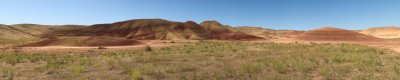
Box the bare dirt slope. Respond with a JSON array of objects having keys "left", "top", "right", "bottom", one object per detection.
[
  {"left": 0, "top": 24, "right": 36, "bottom": 40},
  {"left": 234, "top": 26, "right": 274, "bottom": 38},
  {"left": 295, "top": 27, "right": 384, "bottom": 42},
  {"left": 234, "top": 26, "right": 304, "bottom": 39},
  {"left": 360, "top": 26, "right": 400, "bottom": 39},
  {"left": 0, "top": 24, "right": 85, "bottom": 40},
  {"left": 200, "top": 21, "right": 264, "bottom": 40},
  {"left": 20, "top": 36, "right": 142, "bottom": 47}
]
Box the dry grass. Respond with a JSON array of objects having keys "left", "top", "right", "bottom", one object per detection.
[
  {"left": 0, "top": 42, "right": 399, "bottom": 80},
  {"left": 0, "top": 38, "right": 40, "bottom": 45}
]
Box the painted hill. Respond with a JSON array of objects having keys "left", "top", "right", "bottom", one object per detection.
[
  {"left": 0, "top": 24, "right": 84, "bottom": 40},
  {"left": 295, "top": 27, "right": 384, "bottom": 42},
  {"left": 89, "top": 19, "right": 210, "bottom": 40},
  {"left": 0, "top": 24, "right": 37, "bottom": 40},
  {"left": 234, "top": 26, "right": 304, "bottom": 39},
  {"left": 43, "top": 19, "right": 264, "bottom": 40},
  {"left": 2, "top": 19, "right": 269, "bottom": 47},
  {"left": 233, "top": 26, "right": 273, "bottom": 38},
  {"left": 360, "top": 26, "right": 400, "bottom": 39},
  {"left": 199, "top": 21, "right": 264, "bottom": 40},
  {"left": 0, "top": 24, "right": 84, "bottom": 45}
]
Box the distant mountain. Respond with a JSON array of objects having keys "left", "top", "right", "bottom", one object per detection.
[{"left": 360, "top": 26, "right": 400, "bottom": 39}]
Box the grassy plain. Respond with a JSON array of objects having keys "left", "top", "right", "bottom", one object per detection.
[{"left": 0, "top": 41, "right": 399, "bottom": 80}]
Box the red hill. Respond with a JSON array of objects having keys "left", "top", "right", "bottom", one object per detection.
[
  {"left": 89, "top": 19, "right": 210, "bottom": 40},
  {"left": 295, "top": 27, "right": 384, "bottom": 42}
]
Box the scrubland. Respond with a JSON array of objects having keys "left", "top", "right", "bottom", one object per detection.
[{"left": 1, "top": 41, "right": 399, "bottom": 80}]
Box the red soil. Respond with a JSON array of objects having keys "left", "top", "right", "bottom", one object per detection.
[
  {"left": 82, "top": 36, "right": 142, "bottom": 46},
  {"left": 218, "top": 32, "right": 265, "bottom": 40},
  {"left": 295, "top": 27, "right": 384, "bottom": 42}
]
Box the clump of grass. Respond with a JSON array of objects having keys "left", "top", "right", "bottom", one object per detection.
[
  {"left": 69, "top": 65, "right": 85, "bottom": 75},
  {"left": 0, "top": 48, "right": 7, "bottom": 52},
  {"left": 130, "top": 69, "right": 144, "bottom": 80},
  {"left": 97, "top": 46, "right": 107, "bottom": 49},
  {"left": 12, "top": 47, "right": 22, "bottom": 53},
  {"left": 144, "top": 45, "right": 152, "bottom": 51}
]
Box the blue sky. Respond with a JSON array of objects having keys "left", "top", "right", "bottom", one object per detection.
[{"left": 1, "top": 0, "right": 400, "bottom": 30}]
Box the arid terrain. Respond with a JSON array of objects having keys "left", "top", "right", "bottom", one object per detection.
[{"left": 1, "top": 19, "right": 400, "bottom": 80}]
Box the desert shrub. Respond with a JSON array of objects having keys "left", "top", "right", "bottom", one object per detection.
[
  {"left": 87, "top": 50, "right": 96, "bottom": 53},
  {"left": 97, "top": 46, "right": 107, "bottom": 49},
  {"left": 144, "top": 45, "right": 152, "bottom": 51},
  {"left": 69, "top": 65, "right": 85, "bottom": 75},
  {"left": 170, "top": 41, "right": 176, "bottom": 43},
  {"left": 130, "top": 69, "right": 144, "bottom": 80},
  {"left": 0, "top": 48, "right": 7, "bottom": 52},
  {"left": 12, "top": 47, "right": 22, "bottom": 53},
  {"left": 309, "top": 42, "right": 317, "bottom": 45},
  {"left": 198, "top": 40, "right": 208, "bottom": 43}
]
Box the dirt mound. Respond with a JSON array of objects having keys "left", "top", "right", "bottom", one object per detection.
[
  {"left": 295, "top": 27, "right": 384, "bottom": 42},
  {"left": 200, "top": 21, "right": 264, "bottom": 40},
  {"left": 20, "top": 36, "right": 142, "bottom": 47},
  {"left": 360, "top": 26, "right": 400, "bottom": 39}
]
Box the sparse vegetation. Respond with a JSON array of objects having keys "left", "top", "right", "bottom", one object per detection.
[
  {"left": 144, "top": 45, "right": 152, "bottom": 51},
  {"left": 0, "top": 38, "right": 40, "bottom": 45},
  {"left": 0, "top": 42, "right": 399, "bottom": 80},
  {"left": 97, "top": 46, "right": 107, "bottom": 49}
]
